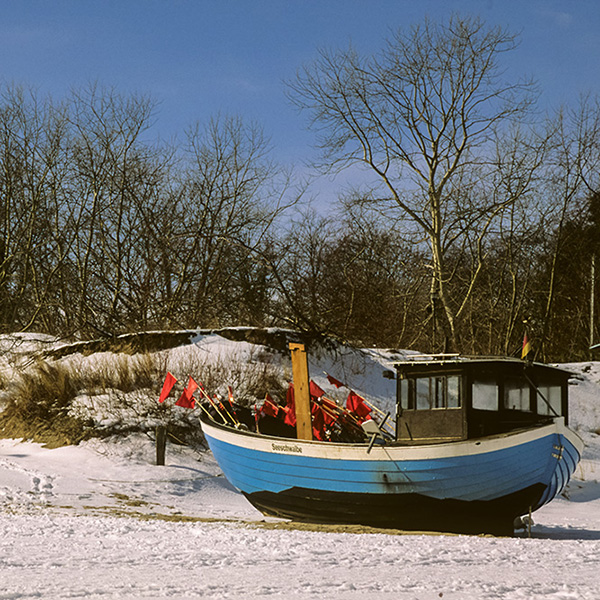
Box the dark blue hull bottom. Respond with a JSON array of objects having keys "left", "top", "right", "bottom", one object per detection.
[{"left": 245, "top": 483, "right": 548, "bottom": 535}]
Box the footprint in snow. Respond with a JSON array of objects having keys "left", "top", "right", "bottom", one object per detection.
[{"left": 31, "top": 475, "right": 54, "bottom": 498}]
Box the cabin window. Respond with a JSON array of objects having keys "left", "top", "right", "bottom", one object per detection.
[
  {"left": 401, "top": 375, "right": 462, "bottom": 410},
  {"left": 447, "top": 376, "right": 460, "bottom": 408},
  {"left": 416, "top": 378, "right": 431, "bottom": 409},
  {"left": 399, "top": 378, "right": 412, "bottom": 409},
  {"left": 504, "top": 380, "right": 531, "bottom": 412},
  {"left": 536, "top": 384, "right": 562, "bottom": 416},
  {"left": 472, "top": 379, "right": 498, "bottom": 411}
]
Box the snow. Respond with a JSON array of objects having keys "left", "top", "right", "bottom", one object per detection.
[{"left": 1, "top": 333, "right": 600, "bottom": 599}]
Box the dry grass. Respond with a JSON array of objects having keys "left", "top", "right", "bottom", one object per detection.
[
  {"left": 164, "top": 345, "right": 287, "bottom": 407},
  {"left": 76, "top": 351, "right": 164, "bottom": 395},
  {"left": 0, "top": 351, "right": 168, "bottom": 447},
  {"left": 0, "top": 360, "right": 91, "bottom": 448},
  {"left": 0, "top": 337, "right": 288, "bottom": 448}
]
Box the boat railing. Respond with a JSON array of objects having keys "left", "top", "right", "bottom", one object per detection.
[{"left": 392, "top": 354, "right": 541, "bottom": 365}]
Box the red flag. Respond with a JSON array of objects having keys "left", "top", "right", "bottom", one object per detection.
[
  {"left": 346, "top": 390, "right": 372, "bottom": 422},
  {"left": 320, "top": 397, "right": 339, "bottom": 425},
  {"left": 321, "top": 406, "right": 337, "bottom": 427},
  {"left": 311, "top": 402, "right": 326, "bottom": 441},
  {"left": 260, "top": 394, "right": 280, "bottom": 418},
  {"left": 175, "top": 376, "right": 198, "bottom": 409},
  {"left": 326, "top": 373, "right": 345, "bottom": 388},
  {"left": 309, "top": 380, "right": 325, "bottom": 399},
  {"left": 321, "top": 397, "right": 338, "bottom": 411},
  {"left": 213, "top": 394, "right": 225, "bottom": 410},
  {"left": 225, "top": 385, "right": 239, "bottom": 420},
  {"left": 187, "top": 376, "right": 199, "bottom": 395},
  {"left": 158, "top": 372, "right": 177, "bottom": 403},
  {"left": 284, "top": 383, "right": 296, "bottom": 427},
  {"left": 175, "top": 390, "right": 195, "bottom": 409}
]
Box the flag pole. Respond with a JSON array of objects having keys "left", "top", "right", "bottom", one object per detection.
[
  {"left": 362, "top": 398, "right": 395, "bottom": 435},
  {"left": 324, "top": 372, "right": 394, "bottom": 434},
  {"left": 196, "top": 386, "right": 229, "bottom": 424}
]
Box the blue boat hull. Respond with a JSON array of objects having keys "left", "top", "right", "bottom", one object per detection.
[{"left": 200, "top": 417, "right": 583, "bottom": 534}]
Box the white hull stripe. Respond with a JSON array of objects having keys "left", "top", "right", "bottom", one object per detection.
[{"left": 201, "top": 418, "right": 583, "bottom": 463}]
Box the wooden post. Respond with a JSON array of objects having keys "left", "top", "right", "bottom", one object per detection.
[
  {"left": 156, "top": 425, "right": 167, "bottom": 466},
  {"left": 591, "top": 254, "right": 596, "bottom": 360},
  {"left": 289, "top": 342, "right": 312, "bottom": 441}
]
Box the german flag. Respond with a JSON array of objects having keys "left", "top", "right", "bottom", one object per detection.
[{"left": 521, "top": 333, "right": 531, "bottom": 360}]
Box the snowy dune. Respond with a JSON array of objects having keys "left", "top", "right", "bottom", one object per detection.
[{"left": 1, "top": 333, "right": 599, "bottom": 599}]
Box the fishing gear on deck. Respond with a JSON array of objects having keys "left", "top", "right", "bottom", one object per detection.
[
  {"left": 157, "top": 371, "right": 390, "bottom": 442},
  {"left": 253, "top": 382, "right": 373, "bottom": 443}
]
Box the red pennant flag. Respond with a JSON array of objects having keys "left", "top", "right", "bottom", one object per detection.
[
  {"left": 159, "top": 372, "right": 177, "bottom": 403},
  {"left": 323, "top": 404, "right": 339, "bottom": 427},
  {"left": 175, "top": 376, "right": 198, "bottom": 409},
  {"left": 175, "top": 390, "right": 195, "bottom": 409},
  {"left": 260, "top": 394, "right": 280, "bottom": 418},
  {"left": 323, "top": 410, "right": 336, "bottom": 427},
  {"left": 321, "top": 397, "right": 338, "bottom": 411},
  {"left": 225, "top": 385, "right": 239, "bottom": 420},
  {"left": 284, "top": 383, "right": 296, "bottom": 427},
  {"left": 326, "top": 373, "right": 345, "bottom": 388},
  {"left": 309, "top": 380, "right": 325, "bottom": 399},
  {"left": 214, "top": 394, "right": 227, "bottom": 412},
  {"left": 320, "top": 397, "right": 339, "bottom": 425},
  {"left": 187, "top": 376, "right": 199, "bottom": 395},
  {"left": 346, "top": 390, "right": 372, "bottom": 422},
  {"left": 311, "top": 402, "right": 326, "bottom": 441}
]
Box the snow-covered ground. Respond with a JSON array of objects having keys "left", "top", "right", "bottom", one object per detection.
[{"left": 1, "top": 333, "right": 600, "bottom": 599}]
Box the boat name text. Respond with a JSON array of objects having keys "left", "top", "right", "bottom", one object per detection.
[{"left": 271, "top": 443, "right": 303, "bottom": 454}]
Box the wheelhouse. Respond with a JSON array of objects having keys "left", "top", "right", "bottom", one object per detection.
[{"left": 394, "top": 357, "right": 571, "bottom": 444}]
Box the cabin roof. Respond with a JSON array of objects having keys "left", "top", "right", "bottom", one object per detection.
[{"left": 392, "top": 355, "right": 572, "bottom": 378}]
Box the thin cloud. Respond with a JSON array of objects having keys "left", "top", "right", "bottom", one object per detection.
[{"left": 539, "top": 9, "right": 574, "bottom": 28}]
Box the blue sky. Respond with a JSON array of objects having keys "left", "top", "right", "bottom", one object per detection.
[{"left": 1, "top": 0, "right": 599, "bottom": 191}]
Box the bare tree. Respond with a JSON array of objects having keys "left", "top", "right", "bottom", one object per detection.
[
  {"left": 447, "top": 125, "right": 547, "bottom": 354},
  {"left": 287, "top": 15, "right": 537, "bottom": 351},
  {"left": 0, "top": 84, "right": 296, "bottom": 338},
  {"left": 158, "top": 115, "right": 294, "bottom": 328},
  {"left": 66, "top": 84, "right": 160, "bottom": 335},
  {"left": 532, "top": 96, "right": 600, "bottom": 359},
  {"left": 0, "top": 86, "right": 72, "bottom": 333},
  {"left": 270, "top": 208, "right": 334, "bottom": 332}
]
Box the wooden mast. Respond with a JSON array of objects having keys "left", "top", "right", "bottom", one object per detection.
[{"left": 289, "top": 342, "right": 312, "bottom": 440}]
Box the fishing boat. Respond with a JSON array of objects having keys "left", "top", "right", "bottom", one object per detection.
[{"left": 199, "top": 344, "right": 583, "bottom": 535}]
